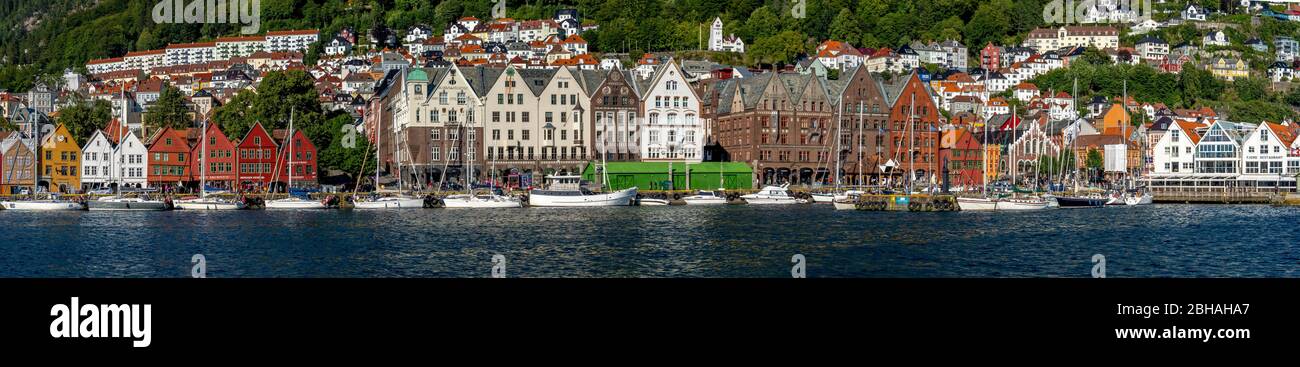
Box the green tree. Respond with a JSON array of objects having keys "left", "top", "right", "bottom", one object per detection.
[
  {"left": 316, "top": 113, "right": 374, "bottom": 177},
  {"left": 1081, "top": 47, "right": 1112, "bottom": 66},
  {"left": 1085, "top": 148, "right": 1104, "bottom": 183},
  {"left": 145, "top": 85, "right": 192, "bottom": 131},
  {"left": 0, "top": 113, "right": 14, "bottom": 132},
  {"left": 963, "top": 0, "right": 1011, "bottom": 50},
  {"left": 828, "top": 9, "right": 859, "bottom": 42},
  {"left": 750, "top": 30, "right": 807, "bottom": 65},
  {"left": 54, "top": 96, "right": 113, "bottom": 143}
]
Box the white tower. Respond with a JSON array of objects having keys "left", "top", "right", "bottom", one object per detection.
[{"left": 709, "top": 17, "right": 724, "bottom": 51}]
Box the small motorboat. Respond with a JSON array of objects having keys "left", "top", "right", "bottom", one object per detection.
[
  {"left": 682, "top": 190, "right": 728, "bottom": 205},
  {"left": 528, "top": 175, "right": 637, "bottom": 207},
  {"left": 741, "top": 185, "right": 806, "bottom": 204},
  {"left": 638, "top": 197, "right": 670, "bottom": 206}
]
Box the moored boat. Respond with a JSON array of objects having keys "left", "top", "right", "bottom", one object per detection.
[
  {"left": 0, "top": 198, "right": 84, "bottom": 211},
  {"left": 87, "top": 196, "right": 171, "bottom": 211},
  {"left": 682, "top": 190, "right": 728, "bottom": 205},
  {"left": 528, "top": 175, "right": 637, "bottom": 207},
  {"left": 353, "top": 195, "right": 427, "bottom": 209},
  {"left": 1124, "top": 192, "right": 1153, "bottom": 206},
  {"left": 265, "top": 196, "right": 331, "bottom": 209},
  {"left": 174, "top": 197, "right": 246, "bottom": 210},
  {"left": 638, "top": 197, "right": 670, "bottom": 206},
  {"left": 956, "top": 197, "right": 998, "bottom": 211},
  {"left": 1053, "top": 196, "right": 1106, "bottom": 208},
  {"left": 442, "top": 194, "right": 522, "bottom": 208},
  {"left": 740, "top": 184, "right": 805, "bottom": 204}
]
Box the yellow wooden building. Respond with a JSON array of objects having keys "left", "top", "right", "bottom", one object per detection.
[{"left": 40, "top": 124, "right": 81, "bottom": 193}]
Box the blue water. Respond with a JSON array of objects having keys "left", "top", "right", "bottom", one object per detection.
[{"left": 0, "top": 205, "right": 1296, "bottom": 277}]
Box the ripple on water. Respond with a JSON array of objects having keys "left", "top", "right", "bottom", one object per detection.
[{"left": 0, "top": 204, "right": 1296, "bottom": 277}]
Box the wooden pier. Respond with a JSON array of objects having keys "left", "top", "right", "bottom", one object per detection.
[{"left": 1152, "top": 191, "right": 1277, "bottom": 204}]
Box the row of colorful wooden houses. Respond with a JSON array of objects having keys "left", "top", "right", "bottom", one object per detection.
[{"left": 0, "top": 119, "right": 318, "bottom": 195}]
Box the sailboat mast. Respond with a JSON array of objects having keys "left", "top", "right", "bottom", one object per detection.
[
  {"left": 833, "top": 101, "right": 842, "bottom": 189},
  {"left": 908, "top": 93, "right": 916, "bottom": 192},
  {"left": 287, "top": 107, "right": 294, "bottom": 191},
  {"left": 856, "top": 101, "right": 863, "bottom": 187},
  {"left": 200, "top": 118, "right": 207, "bottom": 199}
]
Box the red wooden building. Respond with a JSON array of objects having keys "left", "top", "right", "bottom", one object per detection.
[
  {"left": 939, "top": 128, "right": 985, "bottom": 190},
  {"left": 189, "top": 123, "right": 238, "bottom": 189},
  {"left": 273, "top": 129, "right": 319, "bottom": 187},
  {"left": 146, "top": 126, "right": 193, "bottom": 190},
  {"left": 236, "top": 122, "right": 279, "bottom": 191},
  {"left": 887, "top": 71, "right": 942, "bottom": 185}
]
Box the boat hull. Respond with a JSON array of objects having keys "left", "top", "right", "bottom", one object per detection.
[
  {"left": 1124, "top": 194, "right": 1153, "bottom": 206},
  {"left": 682, "top": 197, "right": 727, "bottom": 205},
  {"left": 957, "top": 197, "right": 998, "bottom": 211},
  {"left": 86, "top": 200, "right": 170, "bottom": 211},
  {"left": 442, "top": 195, "right": 522, "bottom": 208},
  {"left": 265, "top": 199, "right": 330, "bottom": 209},
  {"left": 1054, "top": 196, "right": 1106, "bottom": 208},
  {"left": 175, "top": 200, "right": 246, "bottom": 210},
  {"left": 741, "top": 197, "right": 804, "bottom": 204},
  {"left": 832, "top": 200, "right": 858, "bottom": 210},
  {"left": 997, "top": 199, "right": 1048, "bottom": 210},
  {"left": 811, "top": 194, "right": 837, "bottom": 203},
  {"left": 639, "top": 198, "right": 670, "bottom": 206},
  {"left": 528, "top": 188, "right": 637, "bottom": 207},
  {"left": 0, "top": 201, "right": 84, "bottom": 211},
  {"left": 353, "top": 198, "right": 426, "bottom": 209}
]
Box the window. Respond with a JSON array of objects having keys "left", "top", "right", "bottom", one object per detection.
[
  {"left": 431, "top": 146, "right": 440, "bottom": 161},
  {"left": 432, "top": 130, "right": 441, "bottom": 141},
  {"left": 522, "top": 130, "right": 529, "bottom": 140},
  {"left": 431, "top": 110, "right": 439, "bottom": 122},
  {"left": 439, "top": 92, "right": 448, "bottom": 104},
  {"left": 492, "top": 130, "right": 500, "bottom": 140}
]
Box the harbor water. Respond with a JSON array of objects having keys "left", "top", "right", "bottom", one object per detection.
[{"left": 0, "top": 204, "right": 1296, "bottom": 277}]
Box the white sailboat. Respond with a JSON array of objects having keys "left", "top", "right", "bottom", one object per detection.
[
  {"left": 0, "top": 102, "right": 82, "bottom": 211},
  {"left": 832, "top": 101, "right": 868, "bottom": 210},
  {"left": 87, "top": 89, "right": 169, "bottom": 211},
  {"left": 176, "top": 119, "right": 245, "bottom": 210},
  {"left": 266, "top": 108, "right": 330, "bottom": 210},
  {"left": 354, "top": 115, "right": 425, "bottom": 209},
  {"left": 440, "top": 122, "right": 520, "bottom": 209}
]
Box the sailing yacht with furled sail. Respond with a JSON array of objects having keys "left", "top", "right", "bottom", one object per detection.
[
  {"left": 354, "top": 116, "right": 425, "bottom": 209},
  {"left": 176, "top": 119, "right": 245, "bottom": 210},
  {"left": 266, "top": 108, "right": 330, "bottom": 209},
  {"left": 86, "top": 89, "right": 170, "bottom": 211},
  {"left": 440, "top": 120, "right": 520, "bottom": 209},
  {"left": 0, "top": 104, "right": 82, "bottom": 210}
]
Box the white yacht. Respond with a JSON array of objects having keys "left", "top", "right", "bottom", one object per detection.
[
  {"left": 87, "top": 196, "right": 171, "bottom": 211},
  {"left": 956, "top": 197, "right": 998, "bottom": 211},
  {"left": 174, "top": 197, "right": 246, "bottom": 210},
  {"left": 528, "top": 176, "right": 637, "bottom": 207},
  {"left": 354, "top": 195, "right": 426, "bottom": 209},
  {"left": 997, "top": 197, "right": 1049, "bottom": 210},
  {"left": 1124, "top": 192, "right": 1153, "bottom": 206},
  {"left": 638, "top": 197, "right": 670, "bottom": 206},
  {"left": 682, "top": 190, "right": 728, "bottom": 205},
  {"left": 265, "top": 196, "right": 331, "bottom": 209},
  {"left": 1, "top": 198, "right": 84, "bottom": 211},
  {"left": 442, "top": 193, "right": 522, "bottom": 208},
  {"left": 740, "top": 185, "right": 805, "bottom": 204}
]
